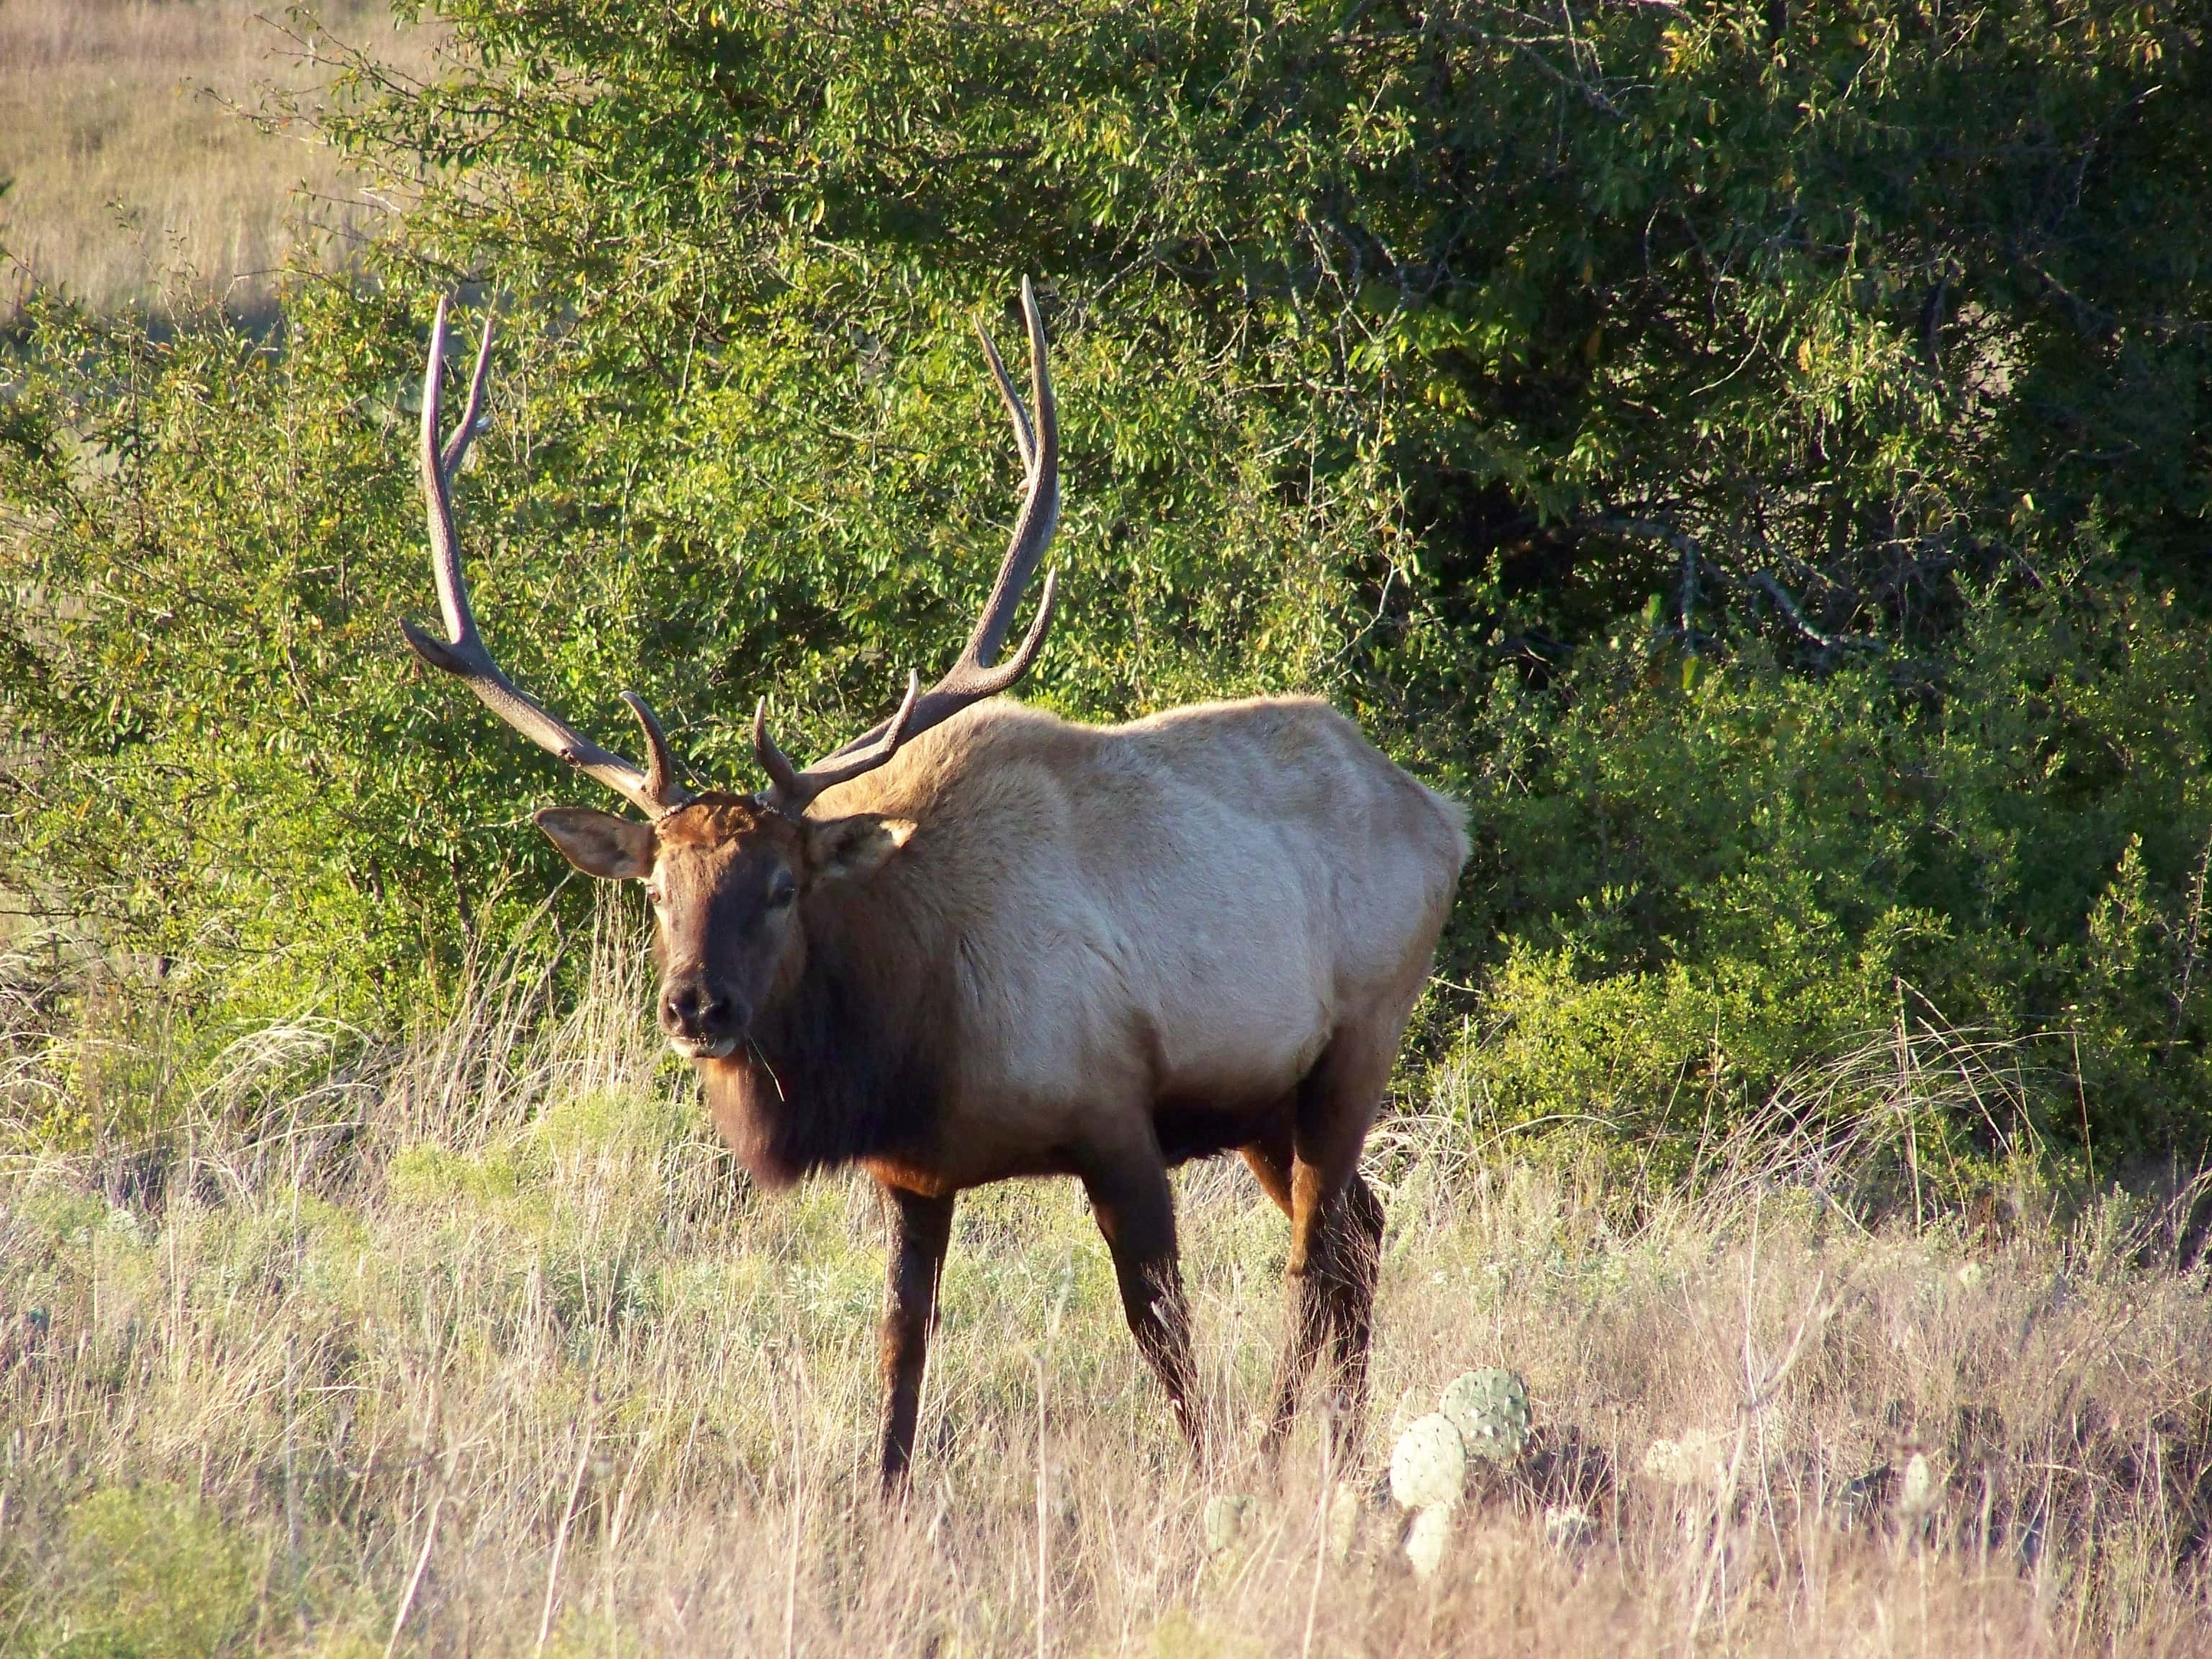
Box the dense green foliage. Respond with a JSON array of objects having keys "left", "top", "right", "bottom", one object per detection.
[{"left": 4, "top": 0, "right": 2208, "bottom": 1166}]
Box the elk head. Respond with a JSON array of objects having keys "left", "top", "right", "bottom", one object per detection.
[{"left": 401, "top": 284, "right": 1061, "bottom": 1059}]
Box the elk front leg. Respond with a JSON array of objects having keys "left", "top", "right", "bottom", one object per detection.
[
  {"left": 878, "top": 1184, "right": 955, "bottom": 1492},
  {"left": 1079, "top": 1144, "right": 1203, "bottom": 1457}
]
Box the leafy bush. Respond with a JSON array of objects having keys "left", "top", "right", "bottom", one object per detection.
[{"left": 1447, "top": 575, "right": 2212, "bottom": 1166}]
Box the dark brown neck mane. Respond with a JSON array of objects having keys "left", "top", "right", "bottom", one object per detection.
[{"left": 696, "top": 878, "right": 941, "bottom": 1188}]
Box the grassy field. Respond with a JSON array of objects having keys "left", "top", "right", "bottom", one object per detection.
[
  {"left": 5, "top": 914, "right": 2211, "bottom": 1656},
  {"left": 0, "top": 0, "right": 436, "bottom": 324}
]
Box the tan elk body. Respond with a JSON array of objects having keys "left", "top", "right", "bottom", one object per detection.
[{"left": 403, "top": 284, "right": 1467, "bottom": 1486}]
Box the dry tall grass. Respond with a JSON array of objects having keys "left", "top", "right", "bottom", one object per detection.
[
  {"left": 4, "top": 920, "right": 2211, "bottom": 1655},
  {"left": 0, "top": 0, "right": 438, "bottom": 324}
]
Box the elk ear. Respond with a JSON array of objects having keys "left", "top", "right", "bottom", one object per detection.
[
  {"left": 805, "top": 814, "right": 917, "bottom": 886},
  {"left": 534, "top": 807, "right": 655, "bottom": 880}
]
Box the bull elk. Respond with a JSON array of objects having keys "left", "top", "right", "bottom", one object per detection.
[{"left": 401, "top": 284, "right": 1468, "bottom": 1486}]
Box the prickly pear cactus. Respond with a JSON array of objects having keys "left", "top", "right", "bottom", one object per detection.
[
  {"left": 1388, "top": 1413, "right": 1467, "bottom": 1511},
  {"left": 1404, "top": 1503, "right": 1455, "bottom": 1580},
  {"left": 1439, "top": 1367, "right": 1532, "bottom": 1464}
]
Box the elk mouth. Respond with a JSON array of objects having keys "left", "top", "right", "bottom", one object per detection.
[{"left": 668, "top": 1032, "right": 740, "bottom": 1062}]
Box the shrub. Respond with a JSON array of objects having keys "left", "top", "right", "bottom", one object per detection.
[{"left": 1444, "top": 575, "right": 2212, "bottom": 1166}]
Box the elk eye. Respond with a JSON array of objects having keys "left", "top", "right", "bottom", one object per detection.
[{"left": 766, "top": 872, "right": 797, "bottom": 909}]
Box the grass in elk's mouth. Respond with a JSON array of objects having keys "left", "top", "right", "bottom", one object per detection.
[
  {"left": 0, "top": 0, "right": 439, "bottom": 326},
  {"left": 3, "top": 932, "right": 2211, "bottom": 1654}
]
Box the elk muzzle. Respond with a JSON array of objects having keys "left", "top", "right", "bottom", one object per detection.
[{"left": 660, "top": 972, "right": 747, "bottom": 1059}]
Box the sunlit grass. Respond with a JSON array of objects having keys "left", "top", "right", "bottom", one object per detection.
[{"left": 4, "top": 921, "right": 2211, "bottom": 1654}]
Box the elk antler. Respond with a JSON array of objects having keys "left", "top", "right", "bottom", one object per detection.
[
  {"left": 399, "top": 296, "right": 694, "bottom": 819},
  {"left": 755, "top": 277, "right": 1061, "bottom": 814}
]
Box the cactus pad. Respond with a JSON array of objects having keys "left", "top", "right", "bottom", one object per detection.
[
  {"left": 1439, "top": 1367, "right": 1532, "bottom": 1463},
  {"left": 1201, "top": 1493, "right": 1255, "bottom": 1555},
  {"left": 1898, "top": 1452, "right": 1938, "bottom": 1516},
  {"left": 1389, "top": 1413, "right": 1467, "bottom": 1510},
  {"left": 1404, "top": 1503, "right": 1455, "bottom": 1580}
]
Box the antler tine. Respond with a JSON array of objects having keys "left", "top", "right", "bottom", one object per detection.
[
  {"left": 752, "top": 697, "right": 806, "bottom": 801},
  {"left": 621, "top": 691, "right": 688, "bottom": 806},
  {"left": 755, "top": 672, "right": 924, "bottom": 814},
  {"left": 975, "top": 315, "right": 1035, "bottom": 478},
  {"left": 754, "top": 282, "right": 1061, "bottom": 814},
  {"left": 418, "top": 294, "right": 469, "bottom": 645},
  {"left": 441, "top": 295, "right": 496, "bottom": 477},
  {"left": 401, "top": 296, "right": 693, "bottom": 819},
  {"left": 958, "top": 276, "right": 1058, "bottom": 674},
  {"left": 941, "top": 568, "right": 1058, "bottom": 698}
]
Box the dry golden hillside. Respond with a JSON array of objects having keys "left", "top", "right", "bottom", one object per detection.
[{"left": 0, "top": 0, "right": 438, "bottom": 323}]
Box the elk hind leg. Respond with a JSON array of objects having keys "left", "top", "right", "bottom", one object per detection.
[
  {"left": 1323, "top": 1169, "right": 1387, "bottom": 1459},
  {"left": 1080, "top": 1141, "right": 1203, "bottom": 1456},
  {"left": 1251, "top": 1125, "right": 1330, "bottom": 1460},
  {"left": 1262, "top": 1020, "right": 1398, "bottom": 1465},
  {"left": 878, "top": 1184, "right": 955, "bottom": 1493}
]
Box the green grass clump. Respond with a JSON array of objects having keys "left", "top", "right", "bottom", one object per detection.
[{"left": 43, "top": 1486, "right": 256, "bottom": 1659}]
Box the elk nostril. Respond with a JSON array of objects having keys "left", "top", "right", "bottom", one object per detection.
[
  {"left": 661, "top": 984, "right": 705, "bottom": 1034},
  {"left": 662, "top": 982, "right": 745, "bottom": 1041},
  {"left": 696, "top": 991, "right": 750, "bottom": 1038}
]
